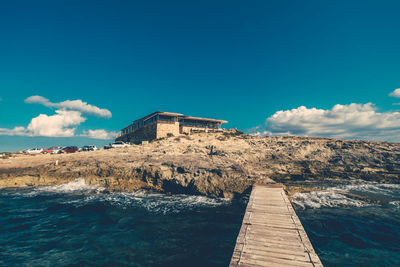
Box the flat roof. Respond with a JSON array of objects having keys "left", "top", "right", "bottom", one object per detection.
[
  {"left": 133, "top": 111, "right": 183, "bottom": 123},
  {"left": 182, "top": 116, "right": 228, "bottom": 124}
]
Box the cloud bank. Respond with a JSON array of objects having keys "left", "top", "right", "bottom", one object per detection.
[
  {"left": 81, "top": 129, "right": 118, "bottom": 140},
  {"left": 0, "top": 126, "right": 27, "bottom": 136},
  {"left": 25, "top": 95, "right": 112, "bottom": 118},
  {"left": 0, "top": 110, "right": 85, "bottom": 137},
  {"left": 0, "top": 96, "right": 115, "bottom": 140},
  {"left": 253, "top": 103, "right": 400, "bottom": 142}
]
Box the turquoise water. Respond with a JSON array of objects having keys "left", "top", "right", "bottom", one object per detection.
[{"left": 1, "top": 179, "right": 399, "bottom": 266}]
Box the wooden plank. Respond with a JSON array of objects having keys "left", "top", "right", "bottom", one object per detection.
[
  {"left": 230, "top": 184, "right": 323, "bottom": 267},
  {"left": 236, "top": 244, "right": 311, "bottom": 257},
  {"left": 239, "top": 251, "right": 314, "bottom": 264},
  {"left": 235, "top": 240, "right": 305, "bottom": 250},
  {"left": 231, "top": 255, "right": 314, "bottom": 267}
]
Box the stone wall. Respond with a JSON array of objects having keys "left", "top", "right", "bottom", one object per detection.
[
  {"left": 117, "top": 121, "right": 179, "bottom": 143},
  {"left": 156, "top": 121, "right": 180, "bottom": 138},
  {"left": 116, "top": 122, "right": 157, "bottom": 144}
]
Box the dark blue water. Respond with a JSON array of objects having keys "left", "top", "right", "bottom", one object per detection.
[
  {"left": 0, "top": 179, "right": 245, "bottom": 266},
  {"left": 1, "top": 179, "right": 399, "bottom": 267},
  {"left": 294, "top": 182, "right": 400, "bottom": 267}
]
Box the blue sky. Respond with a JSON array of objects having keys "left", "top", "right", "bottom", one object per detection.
[{"left": 1, "top": 0, "right": 400, "bottom": 151}]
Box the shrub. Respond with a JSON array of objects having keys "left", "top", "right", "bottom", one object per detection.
[
  {"left": 217, "top": 135, "right": 227, "bottom": 141},
  {"left": 182, "top": 135, "right": 193, "bottom": 141}
]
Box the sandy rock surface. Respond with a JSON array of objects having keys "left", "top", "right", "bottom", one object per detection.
[{"left": 1, "top": 133, "right": 400, "bottom": 198}]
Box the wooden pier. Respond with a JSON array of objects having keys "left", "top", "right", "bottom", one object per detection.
[{"left": 230, "top": 184, "right": 323, "bottom": 267}]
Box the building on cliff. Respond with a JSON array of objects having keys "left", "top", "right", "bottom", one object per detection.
[{"left": 116, "top": 111, "right": 228, "bottom": 144}]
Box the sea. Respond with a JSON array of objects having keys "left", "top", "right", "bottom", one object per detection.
[{"left": 0, "top": 178, "right": 399, "bottom": 267}]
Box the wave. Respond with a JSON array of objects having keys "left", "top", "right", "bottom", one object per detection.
[
  {"left": 342, "top": 182, "right": 400, "bottom": 196},
  {"left": 292, "top": 181, "right": 400, "bottom": 209},
  {"left": 34, "top": 178, "right": 104, "bottom": 193},
  {"left": 389, "top": 201, "right": 400, "bottom": 209},
  {"left": 292, "top": 190, "right": 369, "bottom": 209},
  {"left": 0, "top": 178, "right": 231, "bottom": 214},
  {"left": 77, "top": 191, "right": 231, "bottom": 214}
]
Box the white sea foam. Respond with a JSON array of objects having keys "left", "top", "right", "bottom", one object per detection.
[
  {"left": 343, "top": 182, "right": 400, "bottom": 195},
  {"left": 293, "top": 190, "right": 369, "bottom": 209},
  {"left": 3, "top": 178, "right": 231, "bottom": 214},
  {"left": 292, "top": 181, "right": 400, "bottom": 209},
  {"left": 32, "top": 178, "right": 104, "bottom": 194},
  {"left": 84, "top": 191, "right": 231, "bottom": 214},
  {"left": 29, "top": 180, "right": 232, "bottom": 213},
  {"left": 389, "top": 201, "right": 400, "bottom": 209}
]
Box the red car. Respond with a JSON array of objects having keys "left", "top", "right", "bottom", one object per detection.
[
  {"left": 42, "top": 146, "right": 61, "bottom": 154},
  {"left": 61, "top": 146, "right": 79, "bottom": 153}
]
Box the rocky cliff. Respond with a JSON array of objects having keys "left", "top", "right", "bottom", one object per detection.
[{"left": 1, "top": 133, "right": 400, "bottom": 198}]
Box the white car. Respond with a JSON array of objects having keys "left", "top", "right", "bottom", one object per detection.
[
  {"left": 51, "top": 148, "right": 62, "bottom": 154},
  {"left": 24, "top": 148, "right": 43, "bottom": 154},
  {"left": 111, "top": 141, "right": 130, "bottom": 148},
  {"left": 87, "top": 145, "right": 98, "bottom": 151}
]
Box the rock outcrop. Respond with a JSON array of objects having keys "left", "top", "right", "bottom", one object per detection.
[{"left": 1, "top": 133, "right": 400, "bottom": 198}]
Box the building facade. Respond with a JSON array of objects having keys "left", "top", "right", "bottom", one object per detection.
[{"left": 116, "top": 111, "right": 228, "bottom": 143}]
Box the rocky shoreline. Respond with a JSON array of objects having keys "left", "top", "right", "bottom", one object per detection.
[{"left": 1, "top": 133, "right": 400, "bottom": 198}]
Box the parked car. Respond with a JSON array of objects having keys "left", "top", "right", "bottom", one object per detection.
[
  {"left": 24, "top": 148, "right": 43, "bottom": 154},
  {"left": 81, "top": 145, "right": 98, "bottom": 151},
  {"left": 51, "top": 148, "right": 62, "bottom": 154},
  {"left": 42, "top": 146, "right": 62, "bottom": 154},
  {"left": 61, "top": 146, "right": 79, "bottom": 153},
  {"left": 104, "top": 144, "right": 112, "bottom": 150},
  {"left": 111, "top": 141, "right": 130, "bottom": 148},
  {"left": 88, "top": 145, "right": 98, "bottom": 151}
]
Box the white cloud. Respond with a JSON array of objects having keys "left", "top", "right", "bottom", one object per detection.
[
  {"left": 254, "top": 103, "right": 400, "bottom": 142},
  {"left": 1, "top": 95, "right": 115, "bottom": 139},
  {"left": 81, "top": 129, "right": 118, "bottom": 140},
  {"left": 24, "top": 95, "right": 51, "bottom": 106},
  {"left": 0, "top": 110, "right": 86, "bottom": 137},
  {"left": 389, "top": 88, "right": 400, "bottom": 98},
  {"left": 0, "top": 126, "right": 28, "bottom": 136},
  {"left": 27, "top": 110, "right": 86, "bottom": 137},
  {"left": 25, "top": 95, "right": 112, "bottom": 118}
]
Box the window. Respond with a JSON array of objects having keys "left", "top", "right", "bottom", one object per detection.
[
  {"left": 158, "top": 115, "right": 176, "bottom": 122},
  {"left": 181, "top": 120, "right": 219, "bottom": 128},
  {"left": 143, "top": 115, "right": 157, "bottom": 126}
]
